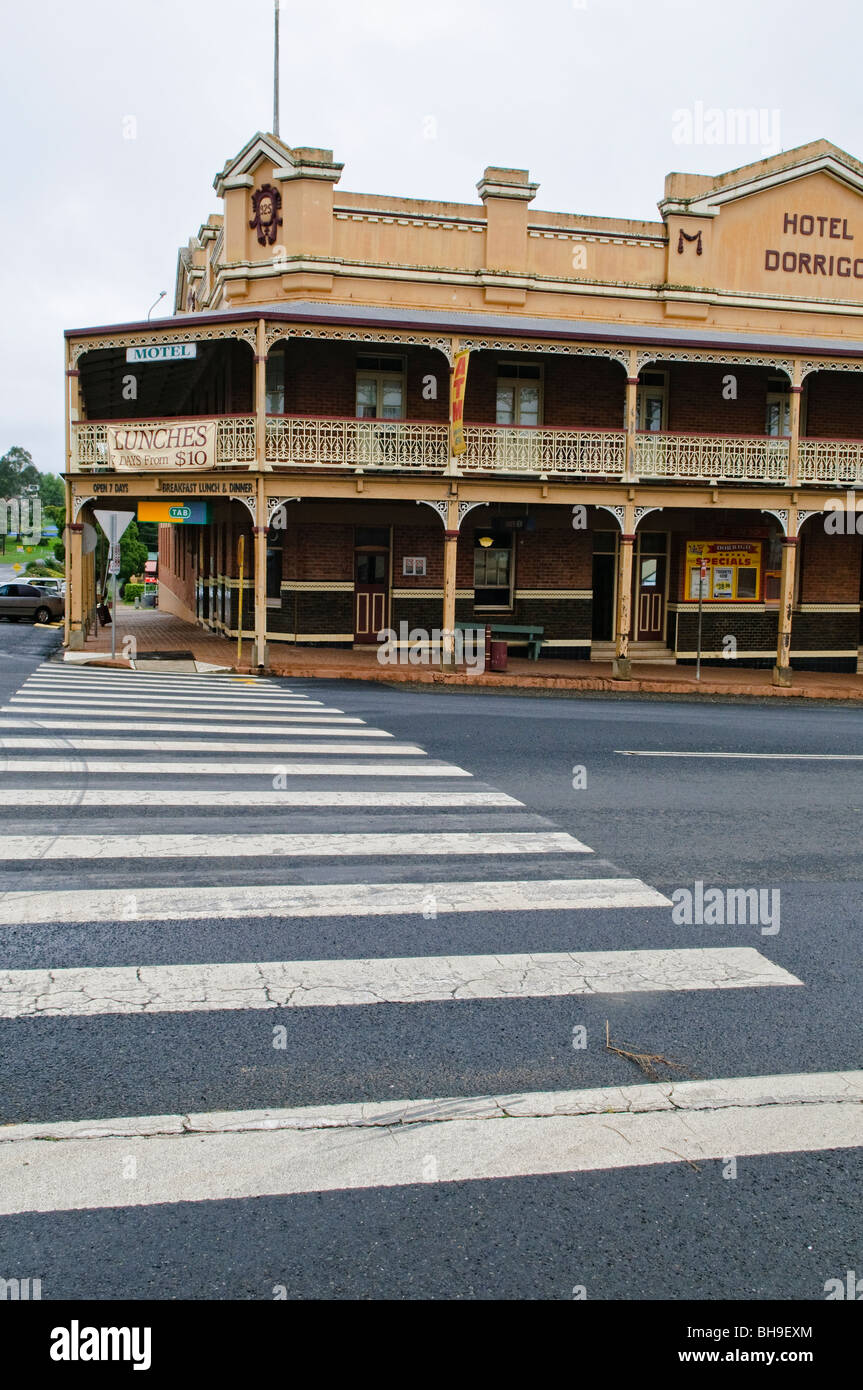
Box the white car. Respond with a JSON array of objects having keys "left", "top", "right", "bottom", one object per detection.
[{"left": 29, "top": 577, "right": 66, "bottom": 597}]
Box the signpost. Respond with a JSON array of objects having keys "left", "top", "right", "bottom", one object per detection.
[
  {"left": 696, "top": 559, "right": 707, "bottom": 682},
  {"left": 94, "top": 511, "right": 135, "bottom": 660},
  {"left": 236, "top": 535, "right": 245, "bottom": 667}
]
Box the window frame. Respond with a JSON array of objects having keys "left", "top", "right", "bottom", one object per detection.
[
  {"left": 636, "top": 370, "right": 668, "bottom": 432},
  {"left": 473, "top": 534, "right": 515, "bottom": 611},
  {"left": 355, "top": 355, "right": 406, "bottom": 420},
  {"left": 495, "top": 361, "right": 544, "bottom": 428}
]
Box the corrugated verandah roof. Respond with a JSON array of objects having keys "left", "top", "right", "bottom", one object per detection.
[{"left": 65, "top": 298, "right": 863, "bottom": 360}]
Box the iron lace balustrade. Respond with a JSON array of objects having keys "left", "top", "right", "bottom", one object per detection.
[
  {"left": 636, "top": 432, "right": 790, "bottom": 483},
  {"left": 72, "top": 416, "right": 256, "bottom": 471}
]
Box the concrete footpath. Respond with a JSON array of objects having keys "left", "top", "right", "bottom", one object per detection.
[{"left": 68, "top": 608, "right": 863, "bottom": 703}]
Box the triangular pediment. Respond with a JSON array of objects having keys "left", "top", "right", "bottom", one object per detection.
[
  {"left": 661, "top": 140, "right": 863, "bottom": 216},
  {"left": 213, "top": 132, "right": 296, "bottom": 194}
]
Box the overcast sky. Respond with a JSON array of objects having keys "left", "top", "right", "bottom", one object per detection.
[{"left": 3, "top": 0, "right": 862, "bottom": 473}]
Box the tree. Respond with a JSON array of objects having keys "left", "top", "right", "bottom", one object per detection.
[
  {"left": 38, "top": 473, "right": 65, "bottom": 509},
  {"left": 119, "top": 520, "right": 148, "bottom": 585},
  {"left": 0, "top": 446, "right": 40, "bottom": 497}
]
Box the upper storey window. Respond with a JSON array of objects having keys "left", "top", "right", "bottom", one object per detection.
[
  {"left": 356, "top": 356, "right": 405, "bottom": 419},
  {"left": 637, "top": 371, "right": 667, "bottom": 432},
  {"left": 765, "top": 377, "right": 791, "bottom": 436},
  {"left": 496, "top": 363, "right": 542, "bottom": 426}
]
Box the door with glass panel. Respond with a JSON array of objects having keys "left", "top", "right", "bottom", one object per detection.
[
  {"left": 354, "top": 528, "right": 390, "bottom": 643},
  {"left": 633, "top": 532, "right": 668, "bottom": 641}
]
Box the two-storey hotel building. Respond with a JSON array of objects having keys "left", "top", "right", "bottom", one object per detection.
[{"left": 64, "top": 134, "right": 863, "bottom": 681}]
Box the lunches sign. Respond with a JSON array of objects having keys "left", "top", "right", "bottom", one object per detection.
[{"left": 107, "top": 422, "right": 216, "bottom": 470}]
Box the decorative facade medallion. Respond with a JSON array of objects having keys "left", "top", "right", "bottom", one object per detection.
[{"left": 250, "top": 184, "right": 283, "bottom": 247}]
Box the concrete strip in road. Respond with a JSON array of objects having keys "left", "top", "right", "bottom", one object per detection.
[
  {"left": 0, "top": 945, "right": 792, "bottom": 1016},
  {"left": 0, "top": 830, "right": 591, "bottom": 860},
  {"left": 0, "top": 876, "right": 669, "bottom": 926},
  {"left": 0, "top": 1079, "right": 856, "bottom": 1214},
  {"left": 5, "top": 1071, "right": 858, "bottom": 1143}
]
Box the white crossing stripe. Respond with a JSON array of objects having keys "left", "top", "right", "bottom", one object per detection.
[
  {"left": 0, "top": 720, "right": 389, "bottom": 737},
  {"left": 2, "top": 706, "right": 361, "bottom": 724},
  {"left": 0, "top": 947, "right": 798, "bottom": 1018},
  {"left": 11, "top": 697, "right": 336, "bottom": 713},
  {"left": 0, "top": 1073, "right": 855, "bottom": 1214},
  {"left": 0, "top": 878, "right": 669, "bottom": 926},
  {"left": 618, "top": 750, "right": 863, "bottom": 761},
  {"left": 0, "top": 788, "right": 517, "bottom": 808},
  {"left": 0, "top": 737, "right": 424, "bottom": 755},
  {"left": 27, "top": 676, "right": 283, "bottom": 690},
  {"left": 0, "top": 830, "right": 591, "bottom": 861},
  {"left": 0, "top": 759, "right": 465, "bottom": 777}
]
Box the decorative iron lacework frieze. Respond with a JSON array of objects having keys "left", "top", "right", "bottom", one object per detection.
[
  {"left": 267, "top": 497, "right": 300, "bottom": 523},
  {"left": 594, "top": 504, "right": 626, "bottom": 529},
  {"left": 69, "top": 323, "right": 258, "bottom": 366},
  {"left": 72, "top": 495, "right": 96, "bottom": 521},
  {"left": 635, "top": 347, "right": 796, "bottom": 377},
  {"left": 264, "top": 323, "right": 454, "bottom": 360},
  {"left": 800, "top": 358, "right": 863, "bottom": 379},
  {"left": 763, "top": 508, "right": 789, "bottom": 534},
  {"left": 458, "top": 337, "right": 630, "bottom": 371}
]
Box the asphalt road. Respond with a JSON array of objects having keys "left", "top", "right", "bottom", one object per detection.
[{"left": 0, "top": 626, "right": 860, "bottom": 1303}]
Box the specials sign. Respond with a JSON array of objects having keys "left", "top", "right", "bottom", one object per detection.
[{"left": 107, "top": 422, "right": 216, "bottom": 470}]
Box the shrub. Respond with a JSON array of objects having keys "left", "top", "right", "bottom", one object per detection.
[
  {"left": 122, "top": 582, "right": 146, "bottom": 602},
  {"left": 52, "top": 539, "right": 65, "bottom": 565}
]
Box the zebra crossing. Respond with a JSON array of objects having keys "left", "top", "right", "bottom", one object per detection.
[{"left": 0, "top": 661, "right": 857, "bottom": 1239}]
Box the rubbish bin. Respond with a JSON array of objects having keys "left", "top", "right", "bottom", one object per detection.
[{"left": 489, "top": 640, "right": 508, "bottom": 672}]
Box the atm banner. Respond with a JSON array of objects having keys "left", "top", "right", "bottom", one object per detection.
[
  {"left": 138, "top": 501, "right": 211, "bottom": 525},
  {"left": 450, "top": 349, "right": 470, "bottom": 457},
  {"left": 107, "top": 422, "right": 216, "bottom": 470}
]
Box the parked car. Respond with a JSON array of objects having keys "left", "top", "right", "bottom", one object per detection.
[
  {"left": 28, "top": 577, "right": 66, "bottom": 598},
  {"left": 0, "top": 582, "right": 64, "bottom": 623}
]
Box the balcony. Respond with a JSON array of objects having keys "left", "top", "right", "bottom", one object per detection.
[
  {"left": 70, "top": 415, "right": 863, "bottom": 488},
  {"left": 635, "top": 432, "right": 790, "bottom": 484},
  {"left": 264, "top": 416, "right": 626, "bottom": 476},
  {"left": 265, "top": 416, "right": 449, "bottom": 470},
  {"left": 798, "top": 439, "right": 863, "bottom": 485},
  {"left": 73, "top": 416, "right": 256, "bottom": 472}
]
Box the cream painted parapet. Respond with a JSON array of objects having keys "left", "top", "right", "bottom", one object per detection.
[
  {"left": 274, "top": 147, "right": 343, "bottom": 294},
  {"left": 477, "top": 167, "right": 538, "bottom": 306}
]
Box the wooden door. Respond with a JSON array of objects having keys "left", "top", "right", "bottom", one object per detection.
[{"left": 354, "top": 549, "right": 388, "bottom": 642}]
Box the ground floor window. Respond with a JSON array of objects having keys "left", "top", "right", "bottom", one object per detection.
[{"left": 474, "top": 532, "right": 513, "bottom": 609}]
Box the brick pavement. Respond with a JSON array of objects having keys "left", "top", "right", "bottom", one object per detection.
[{"left": 69, "top": 606, "right": 863, "bottom": 701}]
